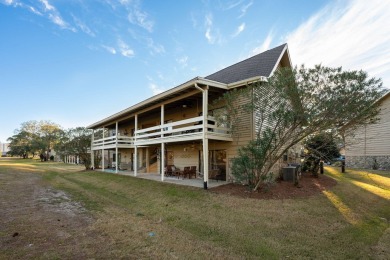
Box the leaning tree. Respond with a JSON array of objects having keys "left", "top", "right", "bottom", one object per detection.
[{"left": 216, "top": 65, "right": 384, "bottom": 191}]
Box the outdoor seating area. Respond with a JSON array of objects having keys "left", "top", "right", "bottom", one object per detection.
[{"left": 165, "top": 165, "right": 197, "bottom": 179}]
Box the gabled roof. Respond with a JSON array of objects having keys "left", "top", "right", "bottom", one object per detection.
[{"left": 205, "top": 43, "right": 288, "bottom": 84}]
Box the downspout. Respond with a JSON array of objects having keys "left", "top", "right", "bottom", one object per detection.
[
  {"left": 195, "top": 83, "right": 209, "bottom": 190},
  {"left": 115, "top": 121, "right": 118, "bottom": 173}
]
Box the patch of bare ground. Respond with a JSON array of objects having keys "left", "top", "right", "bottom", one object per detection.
[
  {"left": 0, "top": 170, "right": 107, "bottom": 259},
  {"left": 210, "top": 172, "right": 337, "bottom": 199}
]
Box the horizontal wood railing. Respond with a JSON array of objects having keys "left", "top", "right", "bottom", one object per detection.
[{"left": 92, "top": 115, "right": 231, "bottom": 148}]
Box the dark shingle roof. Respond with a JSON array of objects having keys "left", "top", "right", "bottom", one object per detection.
[{"left": 205, "top": 43, "right": 287, "bottom": 84}]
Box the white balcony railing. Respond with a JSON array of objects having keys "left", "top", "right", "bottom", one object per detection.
[
  {"left": 92, "top": 135, "right": 134, "bottom": 149},
  {"left": 92, "top": 115, "right": 231, "bottom": 149}
]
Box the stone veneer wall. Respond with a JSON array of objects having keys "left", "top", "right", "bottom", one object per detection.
[{"left": 346, "top": 156, "right": 390, "bottom": 170}]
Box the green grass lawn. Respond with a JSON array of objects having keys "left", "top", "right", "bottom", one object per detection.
[{"left": 1, "top": 158, "right": 389, "bottom": 259}]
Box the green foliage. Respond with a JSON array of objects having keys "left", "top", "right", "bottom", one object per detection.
[
  {"left": 217, "top": 65, "right": 384, "bottom": 191},
  {"left": 7, "top": 120, "right": 62, "bottom": 158},
  {"left": 55, "top": 127, "right": 92, "bottom": 170},
  {"left": 303, "top": 132, "right": 341, "bottom": 176}
]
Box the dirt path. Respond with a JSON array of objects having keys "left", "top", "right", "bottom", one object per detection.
[{"left": 0, "top": 169, "right": 105, "bottom": 259}]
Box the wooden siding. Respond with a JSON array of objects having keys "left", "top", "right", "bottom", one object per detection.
[
  {"left": 346, "top": 94, "right": 390, "bottom": 156},
  {"left": 225, "top": 90, "right": 253, "bottom": 159}
]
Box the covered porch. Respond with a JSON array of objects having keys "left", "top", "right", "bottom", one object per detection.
[{"left": 89, "top": 81, "right": 232, "bottom": 189}]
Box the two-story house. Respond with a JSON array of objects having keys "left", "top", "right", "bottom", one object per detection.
[{"left": 87, "top": 43, "right": 297, "bottom": 189}]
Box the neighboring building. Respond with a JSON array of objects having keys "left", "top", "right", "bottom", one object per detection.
[
  {"left": 345, "top": 91, "right": 390, "bottom": 170},
  {"left": 0, "top": 142, "right": 10, "bottom": 157},
  {"left": 87, "top": 43, "right": 301, "bottom": 188}
]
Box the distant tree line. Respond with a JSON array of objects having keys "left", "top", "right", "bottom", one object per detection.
[{"left": 7, "top": 121, "right": 93, "bottom": 169}]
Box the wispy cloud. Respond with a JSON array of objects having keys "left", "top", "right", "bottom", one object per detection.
[
  {"left": 231, "top": 22, "right": 245, "bottom": 38},
  {"left": 28, "top": 6, "right": 42, "bottom": 15},
  {"left": 205, "top": 13, "right": 213, "bottom": 43},
  {"left": 40, "top": 0, "right": 54, "bottom": 11},
  {"left": 128, "top": 9, "right": 154, "bottom": 32},
  {"left": 149, "top": 82, "right": 165, "bottom": 95},
  {"left": 2, "top": 0, "right": 14, "bottom": 5},
  {"left": 176, "top": 55, "right": 188, "bottom": 68},
  {"left": 123, "top": 1, "right": 154, "bottom": 33},
  {"left": 38, "top": 0, "right": 74, "bottom": 31},
  {"left": 190, "top": 12, "right": 198, "bottom": 29},
  {"left": 286, "top": 0, "right": 390, "bottom": 87},
  {"left": 72, "top": 14, "right": 95, "bottom": 37},
  {"left": 204, "top": 13, "right": 221, "bottom": 44},
  {"left": 2, "top": 0, "right": 74, "bottom": 31},
  {"left": 147, "top": 38, "right": 165, "bottom": 55},
  {"left": 102, "top": 45, "right": 116, "bottom": 55},
  {"left": 1, "top": 0, "right": 42, "bottom": 15},
  {"left": 251, "top": 31, "right": 273, "bottom": 55},
  {"left": 238, "top": 0, "right": 253, "bottom": 18},
  {"left": 117, "top": 39, "right": 134, "bottom": 58},
  {"left": 223, "top": 0, "right": 244, "bottom": 10}
]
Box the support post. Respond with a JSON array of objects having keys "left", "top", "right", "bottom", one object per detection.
[
  {"left": 202, "top": 86, "right": 209, "bottom": 189},
  {"left": 134, "top": 114, "right": 138, "bottom": 176},
  {"left": 161, "top": 142, "right": 165, "bottom": 181},
  {"left": 161, "top": 104, "right": 165, "bottom": 181},
  {"left": 91, "top": 129, "right": 95, "bottom": 169},
  {"left": 115, "top": 122, "right": 118, "bottom": 173},
  {"left": 134, "top": 146, "right": 138, "bottom": 176},
  {"left": 102, "top": 127, "right": 105, "bottom": 171}
]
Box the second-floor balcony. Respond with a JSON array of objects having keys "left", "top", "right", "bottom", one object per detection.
[{"left": 91, "top": 115, "right": 232, "bottom": 150}]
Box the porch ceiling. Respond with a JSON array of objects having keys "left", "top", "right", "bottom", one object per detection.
[{"left": 90, "top": 85, "right": 227, "bottom": 130}]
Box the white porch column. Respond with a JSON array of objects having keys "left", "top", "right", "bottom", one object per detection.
[
  {"left": 102, "top": 127, "right": 105, "bottom": 171},
  {"left": 134, "top": 114, "right": 138, "bottom": 176},
  {"left": 161, "top": 104, "right": 165, "bottom": 181},
  {"left": 134, "top": 146, "right": 138, "bottom": 176},
  {"left": 115, "top": 121, "right": 118, "bottom": 173},
  {"left": 91, "top": 129, "right": 95, "bottom": 169},
  {"left": 161, "top": 142, "right": 165, "bottom": 181},
  {"left": 202, "top": 86, "right": 209, "bottom": 189}
]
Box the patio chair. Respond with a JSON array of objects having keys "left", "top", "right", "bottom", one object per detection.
[
  {"left": 180, "top": 166, "right": 190, "bottom": 179},
  {"left": 189, "top": 166, "right": 197, "bottom": 179},
  {"left": 164, "top": 165, "right": 174, "bottom": 176},
  {"left": 165, "top": 165, "right": 181, "bottom": 177}
]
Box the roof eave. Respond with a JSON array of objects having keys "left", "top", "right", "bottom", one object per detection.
[
  {"left": 227, "top": 76, "right": 268, "bottom": 89},
  {"left": 86, "top": 77, "right": 228, "bottom": 129}
]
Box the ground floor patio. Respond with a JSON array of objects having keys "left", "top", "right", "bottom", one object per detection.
[{"left": 97, "top": 169, "right": 227, "bottom": 189}]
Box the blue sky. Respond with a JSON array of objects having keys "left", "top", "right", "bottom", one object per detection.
[{"left": 1, "top": 0, "right": 389, "bottom": 143}]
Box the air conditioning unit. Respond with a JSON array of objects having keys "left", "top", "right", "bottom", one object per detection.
[{"left": 282, "top": 166, "right": 296, "bottom": 181}]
